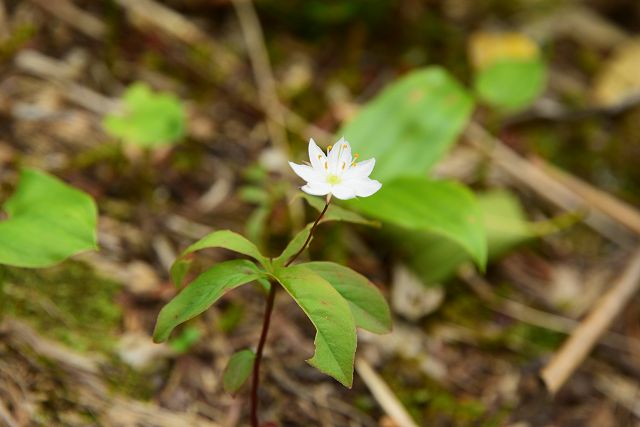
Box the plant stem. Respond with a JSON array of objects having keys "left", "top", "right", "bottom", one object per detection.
[
  {"left": 250, "top": 198, "right": 330, "bottom": 426},
  {"left": 250, "top": 282, "right": 276, "bottom": 427},
  {"left": 285, "top": 199, "right": 330, "bottom": 267}
]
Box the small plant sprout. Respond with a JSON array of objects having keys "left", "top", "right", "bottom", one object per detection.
[
  {"left": 289, "top": 138, "right": 382, "bottom": 200},
  {"left": 153, "top": 137, "right": 390, "bottom": 426}
]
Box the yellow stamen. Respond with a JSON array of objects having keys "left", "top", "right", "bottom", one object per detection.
[
  {"left": 354, "top": 153, "right": 360, "bottom": 158},
  {"left": 324, "top": 162, "right": 328, "bottom": 170},
  {"left": 317, "top": 154, "right": 322, "bottom": 160},
  {"left": 341, "top": 162, "right": 346, "bottom": 170},
  {"left": 327, "top": 145, "right": 333, "bottom": 152}
]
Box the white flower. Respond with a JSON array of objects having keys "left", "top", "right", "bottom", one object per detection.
[{"left": 289, "top": 137, "right": 382, "bottom": 200}]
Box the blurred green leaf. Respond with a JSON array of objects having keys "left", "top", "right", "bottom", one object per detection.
[
  {"left": 168, "top": 326, "right": 201, "bottom": 353},
  {"left": 349, "top": 177, "right": 487, "bottom": 269},
  {"left": 302, "top": 261, "right": 391, "bottom": 334},
  {"left": 223, "top": 349, "right": 255, "bottom": 394},
  {"left": 171, "top": 230, "right": 269, "bottom": 286},
  {"left": 154, "top": 260, "right": 265, "bottom": 342},
  {"left": 0, "top": 169, "right": 97, "bottom": 268},
  {"left": 474, "top": 59, "right": 546, "bottom": 111},
  {"left": 273, "top": 264, "right": 356, "bottom": 387},
  {"left": 340, "top": 67, "right": 474, "bottom": 181},
  {"left": 103, "top": 83, "right": 185, "bottom": 147},
  {"left": 396, "top": 190, "right": 562, "bottom": 285}
]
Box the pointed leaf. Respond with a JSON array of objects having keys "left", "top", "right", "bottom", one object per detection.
[
  {"left": 340, "top": 67, "right": 474, "bottom": 181},
  {"left": 348, "top": 177, "right": 487, "bottom": 269},
  {"left": 302, "top": 194, "right": 379, "bottom": 227},
  {"left": 223, "top": 349, "right": 256, "bottom": 394},
  {"left": 171, "top": 230, "right": 268, "bottom": 286},
  {"left": 274, "top": 265, "right": 357, "bottom": 387},
  {"left": 396, "top": 190, "right": 576, "bottom": 285},
  {"left": 273, "top": 197, "right": 379, "bottom": 268},
  {"left": 273, "top": 223, "right": 315, "bottom": 268},
  {"left": 154, "top": 260, "right": 265, "bottom": 342},
  {"left": 302, "top": 262, "right": 391, "bottom": 334},
  {"left": 0, "top": 169, "right": 97, "bottom": 268}
]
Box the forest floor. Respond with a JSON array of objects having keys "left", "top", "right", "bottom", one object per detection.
[{"left": 2, "top": 1, "right": 640, "bottom": 426}]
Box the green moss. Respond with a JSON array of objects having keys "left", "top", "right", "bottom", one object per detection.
[
  {"left": 0, "top": 24, "right": 37, "bottom": 61},
  {"left": 104, "top": 355, "right": 157, "bottom": 400},
  {"left": 0, "top": 261, "right": 121, "bottom": 353}
]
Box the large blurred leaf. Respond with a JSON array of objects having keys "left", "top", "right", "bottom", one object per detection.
[
  {"left": 340, "top": 67, "right": 474, "bottom": 181},
  {"left": 154, "top": 260, "right": 265, "bottom": 342},
  {"left": 474, "top": 59, "right": 546, "bottom": 111},
  {"left": 349, "top": 177, "right": 487, "bottom": 269},
  {"left": 0, "top": 169, "right": 97, "bottom": 268},
  {"left": 396, "top": 190, "right": 554, "bottom": 285},
  {"left": 171, "top": 230, "right": 269, "bottom": 286},
  {"left": 302, "top": 261, "right": 391, "bottom": 334},
  {"left": 103, "top": 83, "right": 185, "bottom": 147},
  {"left": 223, "top": 349, "right": 255, "bottom": 394},
  {"left": 274, "top": 264, "right": 357, "bottom": 387}
]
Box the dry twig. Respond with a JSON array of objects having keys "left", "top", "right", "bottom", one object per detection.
[
  {"left": 537, "top": 157, "right": 640, "bottom": 237},
  {"left": 466, "top": 121, "right": 635, "bottom": 247},
  {"left": 540, "top": 248, "right": 640, "bottom": 394},
  {"left": 232, "top": 0, "right": 289, "bottom": 158},
  {"left": 355, "top": 357, "right": 419, "bottom": 427},
  {"left": 27, "top": 0, "right": 106, "bottom": 39}
]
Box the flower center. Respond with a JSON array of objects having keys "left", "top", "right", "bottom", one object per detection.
[{"left": 327, "top": 174, "right": 341, "bottom": 185}]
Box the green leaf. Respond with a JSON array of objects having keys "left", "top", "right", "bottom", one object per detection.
[
  {"left": 302, "top": 262, "right": 391, "bottom": 334},
  {"left": 154, "top": 260, "right": 264, "bottom": 342},
  {"left": 340, "top": 67, "right": 474, "bottom": 181},
  {"left": 168, "top": 326, "right": 202, "bottom": 353},
  {"left": 273, "top": 223, "right": 314, "bottom": 268},
  {"left": 223, "top": 349, "right": 256, "bottom": 394},
  {"left": 103, "top": 82, "right": 185, "bottom": 147},
  {"left": 0, "top": 169, "right": 97, "bottom": 268},
  {"left": 349, "top": 177, "right": 487, "bottom": 269},
  {"left": 474, "top": 59, "right": 546, "bottom": 111},
  {"left": 273, "top": 197, "right": 379, "bottom": 268},
  {"left": 302, "top": 194, "right": 379, "bottom": 227},
  {"left": 273, "top": 264, "right": 357, "bottom": 387},
  {"left": 171, "top": 230, "right": 268, "bottom": 286},
  {"left": 395, "top": 190, "right": 567, "bottom": 285}
]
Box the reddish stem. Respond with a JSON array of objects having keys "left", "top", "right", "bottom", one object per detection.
[{"left": 249, "top": 199, "right": 330, "bottom": 426}]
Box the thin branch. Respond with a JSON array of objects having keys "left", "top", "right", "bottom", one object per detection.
[
  {"left": 465, "top": 121, "right": 636, "bottom": 247},
  {"left": 250, "top": 283, "right": 277, "bottom": 427},
  {"left": 536, "top": 157, "right": 640, "bottom": 236},
  {"left": 355, "top": 357, "right": 419, "bottom": 427},
  {"left": 232, "top": 0, "right": 289, "bottom": 158},
  {"left": 540, "top": 248, "right": 640, "bottom": 394}
]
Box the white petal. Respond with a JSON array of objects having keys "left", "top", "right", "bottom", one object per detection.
[
  {"left": 301, "top": 182, "right": 331, "bottom": 196},
  {"left": 352, "top": 178, "right": 382, "bottom": 197},
  {"left": 327, "top": 140, "right": 341, "bottom": 172},
  {"left": 289, "top": 162, "right": 323, "bottom": 183},
  {"left": 308, "top": 138, "right": 326, "bottom": 171},
  {"left": 343, "top": 158, "right": 376, "bottom": 180},
  {"left": 330, "top": 183, "right": 357, "bottom": 200}
]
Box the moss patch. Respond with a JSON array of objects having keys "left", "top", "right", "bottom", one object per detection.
[{"left": 0, "top": 261, "right": 122, "bottom": 353}]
